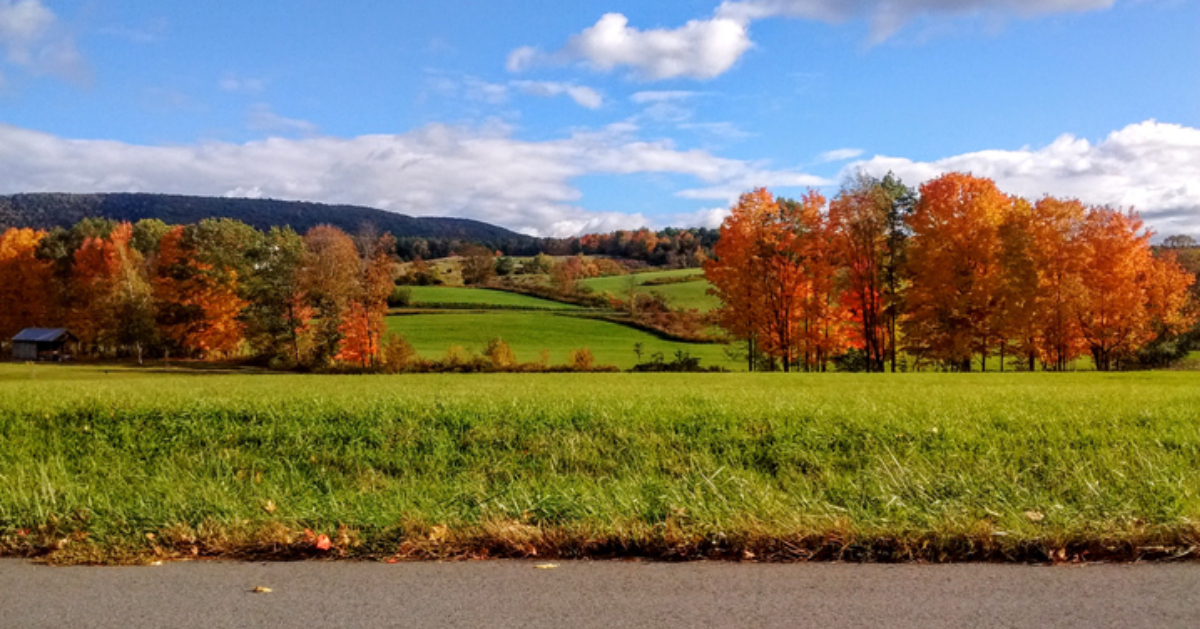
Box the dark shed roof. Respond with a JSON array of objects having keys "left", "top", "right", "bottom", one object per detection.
[{"left": 12, "top": 328, "right": 73, "bottom": 343}]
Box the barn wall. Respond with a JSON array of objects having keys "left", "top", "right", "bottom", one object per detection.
[{"left": 12, "top": 342, "right": 37, "bottom": 361}]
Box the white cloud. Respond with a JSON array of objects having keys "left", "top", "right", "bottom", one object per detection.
[
  {"left": 0, "top": 122, "right": 822, "bottom": 237},
  {"left": 510, "top": 12, "right": 753, "bottom": 81},
  {"left": 848, "top": 120, "right": 1200, "bottom": 237},
  {"left": 244, "top": 104, "right": 320, "bottom": 136},
  {"left": 463, "top": 77, "right": 509, "bottom": 105},
  {"left": 511, "top": 0, "right": 1116, "bottom": 83},
  {"left": 424, "top": 75, "right": 605, "bottom": 110},
  {"left": 717, "top": 0, "right": 1115, "bottom": 41},
  {"left": 677, "top": 171, "right": 831, "bottom": 202},
  {"left": 512, "top": 80, "right": 604, "bottom": 109},
  {"left": 668, "top": 206, "right": 736, "bottom": 229},
  {"left": 506, "top": 46, "right": 539, "bottom": 73},
  {"left": 0, "top": 0, "right": 86, "bottom": 83},
  {"left": 818, "top": 147, "right": 864, "bottom": 162}
]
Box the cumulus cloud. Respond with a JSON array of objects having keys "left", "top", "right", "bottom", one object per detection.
[
  {"left": 0, "top": 122, "right": 821, "bottom": 237},
  {"left": 0, "top": 0, "right": 87, "bottom": 83},
  {"left": 508, "top": 12, "right": 753, "bottom": 81},
  {"left": 512, "top": 80, "right": 604, "bottom": 109},
  {"left": 512, "top": 0, "right": 1116, "bottom": 82},
  {"left": 848, "top": 120, "right": 1200, "bottom": 237},
  {"left": 667, "top": 206, "right": 735, "bottom": 229}
]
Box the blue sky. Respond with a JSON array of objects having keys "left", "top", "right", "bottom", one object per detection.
[{"left": 0, "top": 0, "right": 1197, "bottom": 236}]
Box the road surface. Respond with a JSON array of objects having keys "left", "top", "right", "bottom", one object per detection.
[{"left": 1, "top": 558, "right": 1197, "bottom": 628}]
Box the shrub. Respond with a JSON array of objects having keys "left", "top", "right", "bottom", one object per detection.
[
  {"left": 568, "top": 347, "right": 594, "bottom": 371},
  {"left": 379, "top": 334, "right": 416, "bottom": 373},
  {"left": 630, "top": 350, "right": 723, "bottom": 373},
  {"left": 485, "top": 338, "right": 516, "bottom": 369},
  {"left": 444, "top": 345, "right": 473, "bottom": 366},
  {"left": 388, "top": 286, "right": 413, "bottom": 307}
]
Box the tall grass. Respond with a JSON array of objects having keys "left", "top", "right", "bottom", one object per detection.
[{"left": 1, "top": 366, "right": 1198, "bottom": 562}]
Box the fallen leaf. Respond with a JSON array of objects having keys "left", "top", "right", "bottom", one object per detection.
[
  {"left": 428, "top": 525, "right": 448, "bottom": 543},
  {"left": 534, "top": 563, "right": 559, "bottom": 570},
  {"left": 252, "top": 586, "right": 273, "bottom": 594},
  {"left": 263, "top": 500, "right": 277, "bottom": 514},
  {"left": 315, "top": 534, "right": 332, "bottom": 551},
  {"left": 1024, "top": 511, "right": 1045, "bottom": 523}
]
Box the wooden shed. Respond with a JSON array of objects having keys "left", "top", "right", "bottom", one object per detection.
[{"left": 11, "top": 328, "right": 77, "bottom": 361}]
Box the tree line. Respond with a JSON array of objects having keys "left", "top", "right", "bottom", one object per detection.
[
  {"left": 0, "top": 218, "right": 394, "bottom": 368},
  {"left": 705, "top": 172, "right": 1197, "bottom": 372}
]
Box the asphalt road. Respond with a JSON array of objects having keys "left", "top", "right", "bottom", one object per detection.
[{"left": 2, "top": 558, "right": 1197, "bottom": 628}]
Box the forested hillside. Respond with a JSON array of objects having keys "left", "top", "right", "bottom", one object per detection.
[{"left": 0, "top": 192, "right": 537, "bottom": 252}]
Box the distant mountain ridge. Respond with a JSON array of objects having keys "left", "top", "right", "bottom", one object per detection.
[{"left": 0, "top": 192, "right": 535, "bottom": 247}]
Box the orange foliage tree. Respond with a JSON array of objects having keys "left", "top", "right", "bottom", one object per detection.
[
  {"left": 154, "top": 227, "right": 247, "bottom": 357},
  {"left": 706, "top": 188, "right": 854, "bottom": 371},
  {"left": 902, "top": 173, "right": 1011, "bottom": 371},
  {"left": 0, "top": 228, "right": 54, "bottom": 342},
  {"left": 792, "top": 192, "right": 853, "bottom": 371},
  {"left": 1075, "top": 209, "right": 1194, "bottom": 370},
  {"left": 705, "top": 188, "right": 775, "bottom": 370},
  {"left": 69, "top": 223, "right": 148, "bottom": 354},
  {"left": 335, "top": 234, "right": 396, "bottom": 367},
  {"left": 1030, "top": 197, "right": 1088, "bottom": 370},
  {"left": 300, "top": 225, "right": 362, "bottom": 365},
  {"left": 829, "top": 175, "right": 890, "bottom": 371}
]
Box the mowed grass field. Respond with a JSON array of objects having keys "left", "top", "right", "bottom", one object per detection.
[
  {"left": 2, "top": 364, "right": 1199, "bottom": 563},
  {"left": 387, "top": 312, "right": 734, "bottom": 369},
  {"left": 405, "top": 286, "right": 581, "bottom": 310},
  {"left": 579, "top": 269, "right": 720, "bottom": 311}
]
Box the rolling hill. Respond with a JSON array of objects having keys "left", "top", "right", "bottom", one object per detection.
[{"left": 0, "top": 192, "right": 536, "bottom": 249}]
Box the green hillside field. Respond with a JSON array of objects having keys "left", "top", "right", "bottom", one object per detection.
[
  {"left": 578, "top": 269, "right": 720, "bottom": 312},
  {"left": 405, "top": 286, "right": 582, "bottom": 310},
  {"left": 386, "top": 311, "right": 732, "bottom": 369}
]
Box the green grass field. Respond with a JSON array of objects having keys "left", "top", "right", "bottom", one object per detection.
[
  {"left": 579, "top": 269, "right": 720, "bottom": 312},
  {"left": 405, "top": 286, "right": 582, "bottom": 310},
  {"left": 2, "top": 365, "right": 1199, "bottom": 563},
  {"left": 387, "top": 312, "right": 733, "bottom": 369}
]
